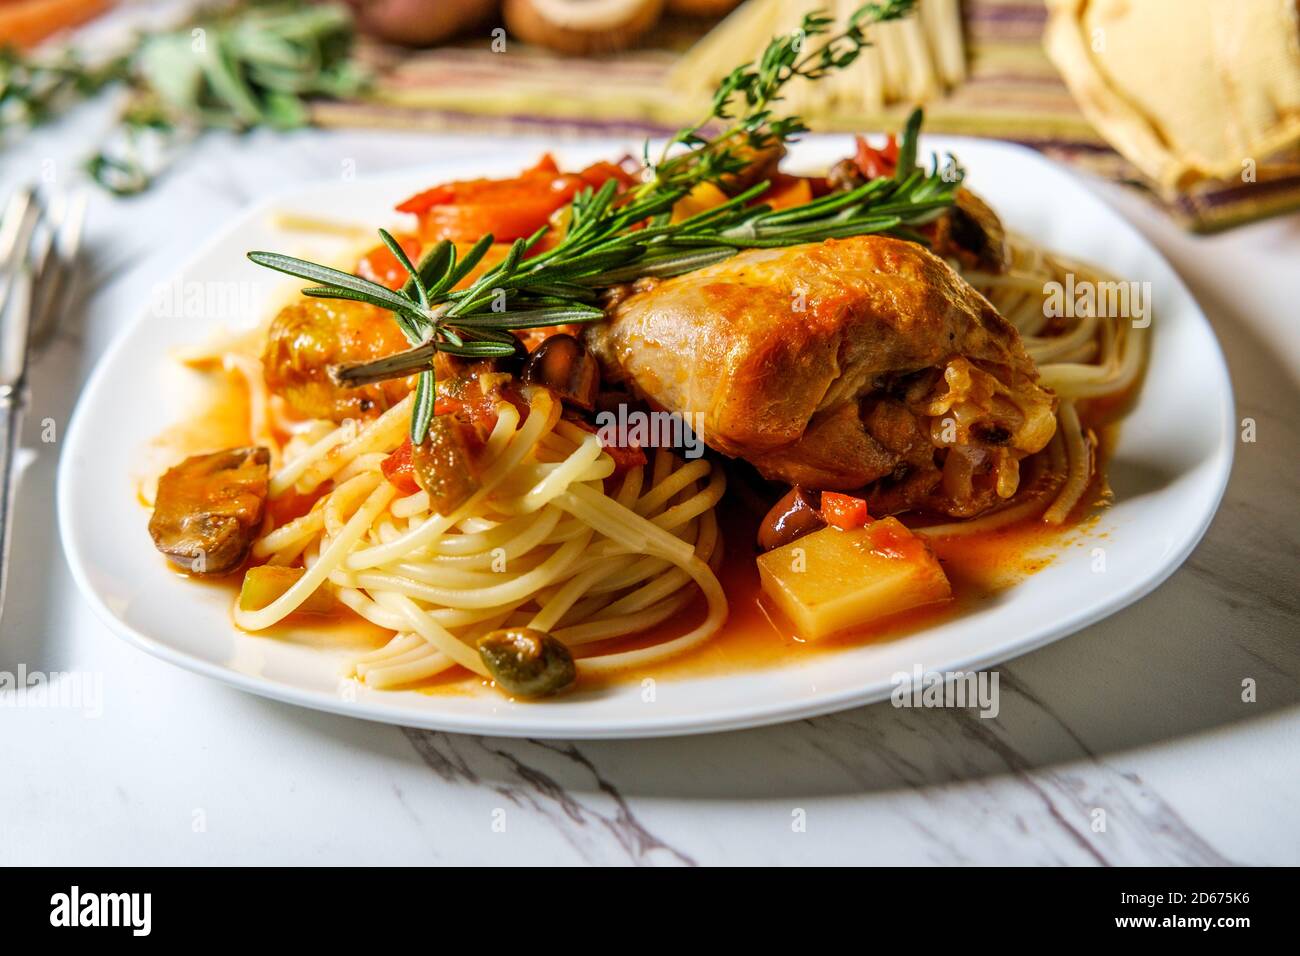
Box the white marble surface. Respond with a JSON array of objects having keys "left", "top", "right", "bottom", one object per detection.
[{"left": 2, "top": 94, "right": 1298, "bottom": 865}]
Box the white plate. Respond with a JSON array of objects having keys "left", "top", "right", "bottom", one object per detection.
[{"left": 57, "top": 136, "right": 1234, "bottom": 738}]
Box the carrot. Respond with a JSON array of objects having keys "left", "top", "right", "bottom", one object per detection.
[
  {"left": 821, "top": 492, "right": 870, "bottom": 530},
  {"left": 0, "top": 0, "right": 112, "bottom": 48}
]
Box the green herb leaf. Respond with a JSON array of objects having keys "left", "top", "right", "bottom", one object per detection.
[{"left": 410, "top": 369, "right": 436, "bottom": 445}]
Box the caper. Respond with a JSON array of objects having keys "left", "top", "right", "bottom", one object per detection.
[{"left": 477, "top": 627, "right": 577, "bottom": 698}]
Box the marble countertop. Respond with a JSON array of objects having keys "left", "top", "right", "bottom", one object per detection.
[{"left": 2, "top": 99, "right": 1297, "bottom": 866}]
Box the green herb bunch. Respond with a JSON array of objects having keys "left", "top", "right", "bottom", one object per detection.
[
  {"left": 643, "top": 0, "right": 915, "bottom": 196},
  {"left": 1, "top": 2, "right": 366, "bottom": 195}
]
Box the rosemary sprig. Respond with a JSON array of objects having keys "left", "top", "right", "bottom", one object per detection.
[{"left": 246, "top": 1, "right": 964, "bottom": 444}]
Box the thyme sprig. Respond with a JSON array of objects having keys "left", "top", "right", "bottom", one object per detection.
[
  {"left": 643, "top": 0, "right": 915, "bottom": 196},
  {"left": 246, "top": 1, "right": 964, "bottom": 444}
]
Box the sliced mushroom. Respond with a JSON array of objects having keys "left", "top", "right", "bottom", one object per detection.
[
  {"left": 478, "top": 627, "right": 577, "bottom": 697},
  {"left": 148, "top": 447, "right": 271, "bottom": 575},
  {"left": 521, "top": 333, "right": 600, "bottom": 410},
  {"left": 503, "top": 0, "right": 665, "bottom": 56},
  {"left": 757, "top": 485, "right": 826, "bottom": 552}
]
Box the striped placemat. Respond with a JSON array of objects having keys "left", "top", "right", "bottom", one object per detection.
[{"left": 309, "top": 1, "right": 1300, "bottom": 232}]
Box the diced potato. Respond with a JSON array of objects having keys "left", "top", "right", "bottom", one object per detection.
[
  {"left": 757, "top": 519, "right": 951, "bottom": 640},
  {"left": 671, "top": 182, "right": 728, "bottom": 222},
  {"left": 238, "top": 566, "right": 335, "bottom": 615}
]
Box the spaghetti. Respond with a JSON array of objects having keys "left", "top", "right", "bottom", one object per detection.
[{"left": 226, "top": 385, "right": 728, "bottom": 688}]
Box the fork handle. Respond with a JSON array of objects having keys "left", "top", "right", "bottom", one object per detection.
[{"left": 0, "top": 387, "right": 22, "bottom": 616}]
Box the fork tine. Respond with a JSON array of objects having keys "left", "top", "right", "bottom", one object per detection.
[
  {"left": 0, "top": 262, "right": 33, "bottom": 393},
  {"left": 0, "top": 189, "right": 36, "bottom": 269},
  {"left": 0, "top": 189, "right": 39, "bottom": 327},
  {"left": 29, "top": 190, "right": 87, "bottom": 349},
  {"left": 0, "top": 189, "right": 42, "bottom": 392}
]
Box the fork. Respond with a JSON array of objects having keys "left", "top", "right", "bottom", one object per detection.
[{"left": 0, "top": 187, "right": 87, "bottom": 615}]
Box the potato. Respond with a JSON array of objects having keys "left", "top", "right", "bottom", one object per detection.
[
  {"left": 671, "top": 182, "right": 728, "bottom": 222},
  {"left": 239, "top": 566, "right": 335, "bottom": 616},
  {"left": 757, "top": 519, "right": 951, "bottom": 640}
]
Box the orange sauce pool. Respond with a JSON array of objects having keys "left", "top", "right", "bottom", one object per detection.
[
  {"left": 146, "top": 358, "right": 1117, "bottom": 695},
  {"left": 572, "top": 494, "right": 1094, "bottom": 690}
]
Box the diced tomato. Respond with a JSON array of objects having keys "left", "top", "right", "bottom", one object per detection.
[
  {"left": 356, "top": 234, "right": 423, "bottom": 290},
  {"left": 853, "top": 133, "right": 899, "bottom": 180},
  {"left": 567, "top": 417, "right": 648, "bottom": 475},
  {"left": 865, "top": 518, "right": 924, "bottom": 561},
  {"left": 443, "top": 379, "right": 508, "bottom": 429},
  {"left": 381, "top": 439, "right": 420, "bottom": 494},
  {"left": 395, "top": 154, "right": 632, "bottom": 243},
  {"left": 266, "top": 486, "right": 327, "bottom": 526},
  {"left": 601, "top": 441, "right": 648, "bottom": 474},
  {"left": 433, "top": 396, "right": 464, "bottom": 417},
  {"left": 577, "top": 160, "right": 638, "bottom": 190},
  {"left": 821, "top": 492, "right": 870, "bottom": 530}
]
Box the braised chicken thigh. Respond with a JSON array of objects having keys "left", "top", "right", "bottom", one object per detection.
[{"left": 588, "top": 235, "right": 1056, "bottom": 517}]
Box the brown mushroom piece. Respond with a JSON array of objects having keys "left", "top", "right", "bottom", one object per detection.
[
  {"left": 757, "top": 485, "right": 827, "bottom": 552},
  {"left": 410, "top": 413, "right": 486, "bottom": 515},
  {"left": 345, "top": 0, "right": 496, "bottom": 48},
  {"left": 148, "top": 447, "right": 271, "bottom": 575},
  {"left": 929, "top": 188, "right": 1009, "bottom": 274},
  {"left": 477, "top": 627, "right": 577, "bottom": 697},
  {"left": 826, "top": 157, "right": 866, "bottom": 193},
  {"left": 521, "top": 333, "right": 600, "bottom": 410}
]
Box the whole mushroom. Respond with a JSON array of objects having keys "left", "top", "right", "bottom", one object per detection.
[
  {"left": 347, "top": 0, "right": 499, "bottom": 48},
  {"left": 503, "top": 0, "right": 666, "bottom": 56}
]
